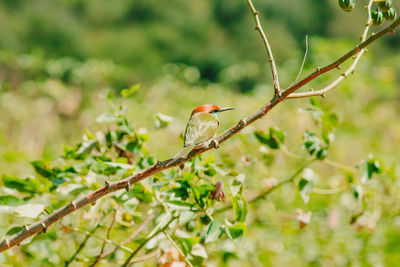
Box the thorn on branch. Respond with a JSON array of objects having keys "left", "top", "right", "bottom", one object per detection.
[
  {"left": 41, "top": 223, "right": 47, "bottom": 233},
  {"left": 316, "top": 67, "right": 321, "bottom": 72},
  {"left": 336, "top": 65, "right": 342, "bottom": 70},
  {"left": 254, "top": 26, "right": 259, "bottom": 31},
  {"left": 105, "top": 181, "right": 110, "bottom": 188},
  {"left": 125, "top": 180, "right": 131, "bottom": 192},
  {"left": 255, "top": 10, "right": 259, "bottom": 15},
  {"left": 341, "top": 73, "right": 347, "bottom": 78},
  {"left": 371, "top": 32, "right": 376, "bottom": 36},
  {"left": 23, "top": 225, "right": 29, "bottom": 231},
  {"left": 4, "top": 238, "right": 10, "bottom": 249},
  {"left": 91, "top": 201, "right": 96, "bottom": 206},
  {"left": 321, "top": 92, "right": 326, "bottom": 98},
  {"left": 239, "top": 119, "right": 247, "bottom": 127},
  {"left": 71, "top": 201, "right": 77, "bottom": 210}
]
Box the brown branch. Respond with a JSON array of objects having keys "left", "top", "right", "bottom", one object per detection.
[
  {"left": 287, "top": 0, "right": 374, "bottom": 99},
  {"left": 283, "top": 14, "right": 400, "bottom": 99},
  {"left": 1, "top": 2, "right": 400, "bottom": 253},
  {"left": 247, "top": 0, "right": 281, "bottom": 95},
  {"left": 100, "top": 212, "right": 156, "bottom": 259},
  {"left": 90, "top": 208, "right": 117, "bottom": 267}
]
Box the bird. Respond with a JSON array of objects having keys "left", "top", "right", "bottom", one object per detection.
[{"left": 173, "top": 104, "right": 234, "bottom": 162}]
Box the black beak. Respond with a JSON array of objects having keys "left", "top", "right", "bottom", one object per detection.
[{"left": 218, "top": 107, "right": 235, "bottom": 113}]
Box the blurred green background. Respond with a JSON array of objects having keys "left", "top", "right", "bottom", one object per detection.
[{"left": 1, "top": 0, "right": 400, "bottom": 266}]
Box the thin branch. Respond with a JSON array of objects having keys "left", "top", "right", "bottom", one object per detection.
[
  {"left": 215, "top": 161, "right": 311, "bottom": 214},
  {"left": 121, "top": 216, "right": 177, "bottom": 267},
  {"left": 64, "top": 225, "right": 100, "bottom": 267},
  {"left": 1, "top": 2, "right": 400, "bottom": 253},
  {"left": 60, "top": 223, "right": 133, "bottom": 254},
  {"left": 283, "top": 6, "right": 400, "bottom": 99},
  {"left": 289, "top": 35, "right": 309, "bottom": 87},
  {"left": 163, "top": 231, "right": 194, "bottom": 267},
  {"left": 247, "top": 0, "right": 281, "bottom": 95},
  {"left": 74, "top": 250, "right": 159, "bottom": 265},
  {"left": 100, "top": 212, "right": 156, "bottom": 259},
  {"left": 90, "top": 208, "right": 117, "bottom": 267},
  {"left": 280, "top": 145, "right": 357, "bottom": 172}
]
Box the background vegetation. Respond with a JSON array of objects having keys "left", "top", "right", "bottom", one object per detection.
[{"left": 0, "top": 0, "right": 400, "bottom": 266}]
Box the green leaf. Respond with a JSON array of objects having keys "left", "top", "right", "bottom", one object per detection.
[
  {"left": 230, "top": 174, "right": 245, "bottom": 197},
  {"left": 0, "top": 195, "right": 26, "bottom": 206},
  {"left": 16, "top": 203, "right": 45, "bottom": 218},
  {"left": 96, "top": 113, "right": 118, "bottom": 123},
  {"left": 225, "top": 221, "right": 247, "bottom": 240},
  {"left": 361, "top": 155, "right": 383, "bottom": 183},
  {"left": 191, "top": 243, "right": 208, "bottom": 258},
  {"left": 310, "top": 97, "right": 322, "bottom": 108},
  {"left": 166, "top": 200, "right": 195, "bottom": 210},
  {"left": 121, "top": 84, "right": 140, "bottom": 98},
  {"left": 31, "top": 160, "right": 55, "bottom": 178},
  {"left": 270, "top": 127, "right": 286, "bottom": 144},
  {"left": 303, "top": 130, "right": 328, "bottom": 160},
  {"left": 2, "top": 175, "right": 38, "bottom": 194},
  {"left": 205, "top": 220, "right": 224, "bottom": 243},
  {"left": 6, "top": 226, "right": 23, "bottom": 236},
  {"left": 179, "top": 211, "right": 196, "bottom": 224},
  {"left": 232, "top": 194, "right": 248, "bottom": 222},
  {"left": 299, "top": 168, "right": 314, "bottom": 204},
  {"left": 254, "top": 127, "right": 285, "bottom": 149},
  {"left": 204, "top": 164, "right": 217, "bottom": 177},
  {"left": 155, "top": 112, "right": 174, "bottom": 128},
  {"left": 351, "top": 185, "right": 363, "bottom": 201}
]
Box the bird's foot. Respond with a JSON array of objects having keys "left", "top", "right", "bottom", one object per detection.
[
  {"left": 210, "top": 138, "right": 219, "bottom": 149},
  {"left": 165, "top": 157, "right": 186, "bottom": 169}
]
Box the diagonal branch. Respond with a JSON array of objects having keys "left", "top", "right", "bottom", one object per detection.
[
  {"left": 1, "top": 2, "right": 400, "bottom": 253},
  {"left": 287, "top": 0, "right": 374, "bottom": 99},
  {"left": 283, "top": 14, "right": 400, "bottom": 99},
  {"left": 247, "top": 0, "right": 281, "bottom": 96}
]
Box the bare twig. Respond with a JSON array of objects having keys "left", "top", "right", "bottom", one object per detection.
[
  {"left": 164, "top": 231, "right": 194, "bottom": 267},
  {"left": 1, "top": 1, "right": 399, "bottom": 253},
  {"left": 100, "top": 212, "right": 156, "bottom": 258},
  {"left": 285, "top": 0, "right": 399, "bottom": 99},
  {"left": 247, "top": 0, "right": 281, "bottom": 95},
  {"left": 64, "top": 225, "right": 100, "bottom": 267},
  {"left": 90, "top": 208, "right": 117, "bottom": 266},
  {"left": 121, "top": 216, "right": 177, "bottom": 267},
  {"left": 215, "top": 161, "right": 311, "bottom": 214},
  {"left": 289, "top": 35, "right": 309, "bottom": 87},
  {"left": 60, "top": 223, "right": 133, "bottom": 254}
]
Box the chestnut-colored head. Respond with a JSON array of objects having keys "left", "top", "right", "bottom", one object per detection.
[{"left": 191, "top": 104, "right": 234, "bottom": 115}]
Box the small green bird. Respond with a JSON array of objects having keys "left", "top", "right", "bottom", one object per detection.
[{"left": 174, "top": 104, "right": 234, "bottom": 160}]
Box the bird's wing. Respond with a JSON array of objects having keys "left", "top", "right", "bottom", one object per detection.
[{"left": 184, "top": 112, "right": 219, "bottom": 147}]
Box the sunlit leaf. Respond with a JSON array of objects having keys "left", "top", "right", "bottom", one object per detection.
[
  {"left": 16, "top": 203, "right": 45, "bottom": 218},
  {"left": 205, "top": 220, "right": 224, "bottom": 243},
  {"left": 121, "top": 84, "right": 140, "bottom": 98},
  {"left": 299, "top": 168, "right": 314, "bottom": 204},
  {"left": 225, "top": 221, "right": 247, "bottom": 240}
]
